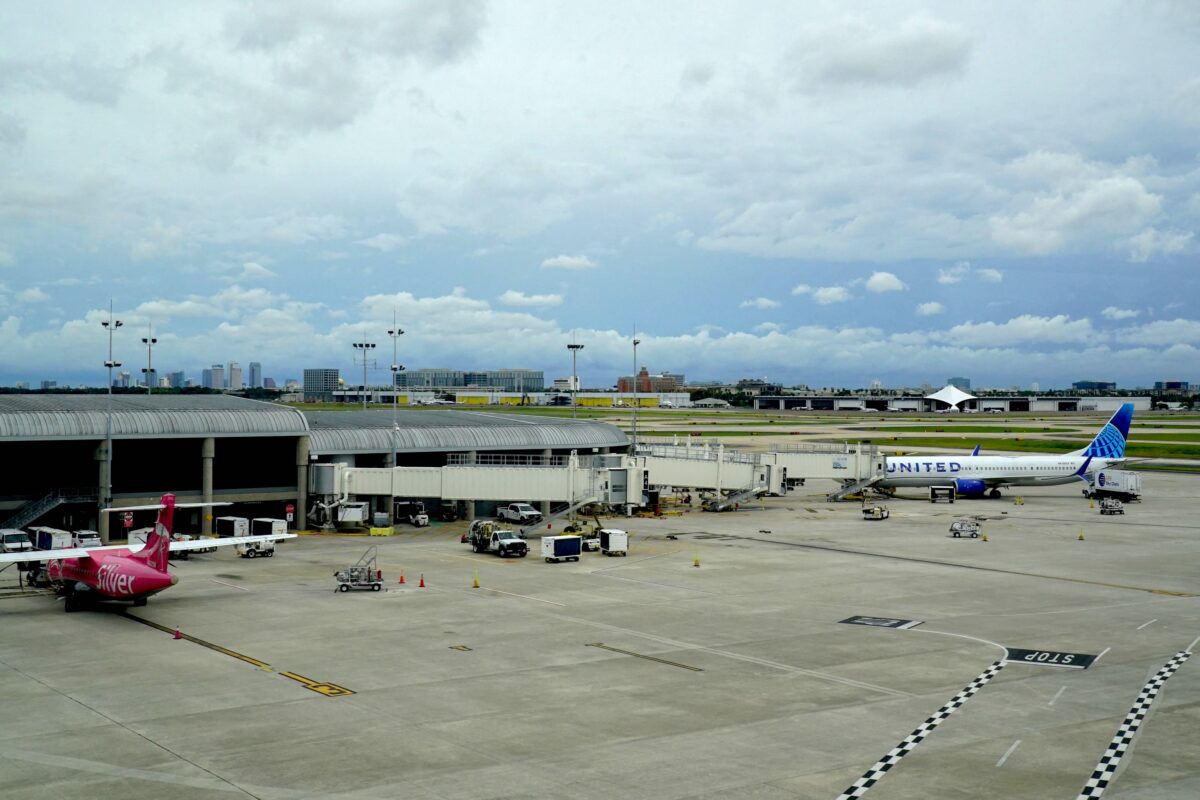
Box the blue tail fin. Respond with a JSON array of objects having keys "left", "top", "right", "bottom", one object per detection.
[{"left": 1078, "top": 404, "right": 1133, "bottom": 459}]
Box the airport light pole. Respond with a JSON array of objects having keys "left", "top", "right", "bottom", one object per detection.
[
  {"left": 101, "top": 302, "right": 123, "bottom": 525},
  {"left": 632, "top": 336, "right": 640, "bottom": 451},
  {"left": 567, "top": 342, "right": 584, "bottom": 418},
  {"left": 387, "top": 314, "right": 405, "bottom": 465},
  {"left": 141, "top": 323, "right": 157, "bottom": 395},
  {"left": 352, "top": 340, "right": 376, "bottom": 411}
]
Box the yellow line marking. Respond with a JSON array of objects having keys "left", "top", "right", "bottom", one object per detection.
[{"left": 124, "top": 613, "right": 352, "bottom": 695}]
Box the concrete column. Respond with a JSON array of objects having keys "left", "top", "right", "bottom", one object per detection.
[
  {"left": 540, "top": 449, "right": 552, "bottom": 516},
  {"left": 296, "top": 436, "right": 309, "bottom": 531},
  {"left": 95, "top": 442, "right": 111, "bottom": 543},
  {"left": 384, "top": 449, "right": 396, "bottom": 525},
  {"left": 201, "top": 437, "right": 215, "bottom": 536},
  {"left": 466, "top": 450, "right": 478, "bottom": 521}
]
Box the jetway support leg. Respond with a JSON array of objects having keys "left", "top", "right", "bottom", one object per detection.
[
  {"left": 201, "top": 437, "right": 215, "bottom": 536},
  {"left": 540, "top": 449, "right": 552, "bottom": 518}
]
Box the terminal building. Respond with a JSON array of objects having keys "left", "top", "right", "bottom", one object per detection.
[{"left": 0, "top": 394, "right": 626, "bottom": 542}]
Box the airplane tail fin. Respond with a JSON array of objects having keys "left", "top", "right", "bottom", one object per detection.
[
  {"left": 128, "top": 493, "right": 174, "bottom": 573},
  {"left": 1067, "top": 403, "right": 1133, "bottom": 459}
]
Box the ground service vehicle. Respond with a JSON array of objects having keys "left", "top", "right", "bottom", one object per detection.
[
  {"left": 1085, "top": 470, "right": 1142, "bottom": 502},
  {"left": 72, "top": 530, "right": 102, "bottom": 548},
  {"left": 542, "top": 535, "right": 582, "bottom": 563},
  {"left": 1099, "top": 497, "right": 1125, "bottom": 515},
  {"left": 949, "top": 519, "right": 981, "bottom": 538},
  {"left": 498, "top": 502, "right": 543, "bottom": 524},
  {"left": 473, "top": 527, "right": 528, "bottom": 557},
  {"left": 393, "top": 500, "right": 430, "bottom": 527},
  {"left": 1, "top": 529, "right": 32, "bottom": 554},
  {"left": 861, "top": 505, "right": 890, "bottom": 520},
  {"left": 334, "top": 547, "right": 383, "bottom": 592}
]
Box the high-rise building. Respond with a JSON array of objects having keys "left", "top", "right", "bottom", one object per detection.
[
  {"left": 248, "top": 362, "right": 262, "bottom": 389},
  {"left": 40, "top": 380, "right": 57, "bottom": 390},
  {"left": 1072, "top": 380, "right": 1115, "bottom": 391},
  {"left": 168, "top": 371, "right": 185, "bottom": 388},
  {"left": 117, "top": 371, "right": 132, "bottom": 388},
  {"left": 619, "top": 369, "right": 684, "bottom": 393},
  {"left": 207, "top": 364, "right": 224, "bottom": 390},
  {"left": 1154, "top": 380, "right": 1190, "bottom": 392},
  {"left": 141, "top": 369, "right": 158, "bottom": 388},
  {"left": 947, "top": 376, "right": 971, "bottom": 390},
  {"left": 303, "top": 368, "right": 340, "bottom": 401},
  {"left": 227, "top": 362, "right": 243, "bottom": 391},
  {"left": 263, "top": 377, "right": 276, "bottom": 389}
]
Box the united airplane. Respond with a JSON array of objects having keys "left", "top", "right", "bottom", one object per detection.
[
  {"left": 877, "top": 403, "right": 1133, "bottom": 498},
  {"left": 0, "top": 493, "right": 296, "bottom": 611}
]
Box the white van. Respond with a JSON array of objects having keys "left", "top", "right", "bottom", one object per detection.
[{"left": 72, "top": 530, "right": 102, "bottom": 548}]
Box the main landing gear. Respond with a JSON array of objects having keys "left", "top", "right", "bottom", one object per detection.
[{"left": 989, "top": 488, "right": 1002, "bottom": 499}]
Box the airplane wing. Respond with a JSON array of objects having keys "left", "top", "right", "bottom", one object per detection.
[
  {"left": 169, "top": 533, "right": 297, "bottom": 552},
  {"left": 0, "top": 547, "right": 94, "bottom": 564}
]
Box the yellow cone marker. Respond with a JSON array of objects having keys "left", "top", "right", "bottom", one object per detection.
[
  {"left": 693, "top": 552, "right": 700, "bottom": 568},
  {"left": 1078, "top": 530, "right": 1085, "bottom": 541},
  {"left": 982, "top": 533, "right": 988, "bottom": 542},
  {"left": 472, "top": 570, "right": 480, "bottom": 589}
]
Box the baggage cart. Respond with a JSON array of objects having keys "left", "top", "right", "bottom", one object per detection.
[
  {"left": 1099, "top": 497, "right": 1125, "bottom": 515},
  {"left": 949, "top": 518, "right": 981, "bottom": 538},
  {"left": 599, "top": 529, "right": 628, "bottom": 556},
  {"left": 542, "top": 535, "right": 582, "bottom": 563}
]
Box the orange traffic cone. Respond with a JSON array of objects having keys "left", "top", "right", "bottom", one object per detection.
[
  {"left": 398, "top": 571, "right": 405, "bottom": 585},
  {"left": 173, "top": 627, "right": 181, "bottom": 640},
  {"left": 418, "top": 573, "right": 425, "bottom": 588}
]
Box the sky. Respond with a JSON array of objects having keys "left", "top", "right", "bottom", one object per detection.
[{"left": 1, "top": 1, "right": 1198, "bottom": 390}]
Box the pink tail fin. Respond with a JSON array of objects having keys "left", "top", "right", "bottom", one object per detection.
[{"left": 129, "top": 493, "right": 174, "bottom": 573}]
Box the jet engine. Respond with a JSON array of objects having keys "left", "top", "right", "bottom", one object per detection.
[{"left": 954, "top": 478, "right": 988, "bottom": 496}]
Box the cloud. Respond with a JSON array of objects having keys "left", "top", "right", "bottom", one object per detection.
[
  {"left": 1127, "top": 228, "right": 1193, "bottom": 262},
  {"left": 261, "top": 214, "right": 347, "bottom": 245},
  {"left": 791, "top": 284, "right": 812, "bottom": 295},
  {"left": 938, "top": 262, "right": 970, "bottom": 284},
  {"left": 354, "top": 233, "right": 409, "bottom": 252},
  {"left": 498, "top": 290, "right": 563, "bottom": 307},
  {"left": 1101, "top": 306, "right": 1139, "bottom": 321},
  {"left": 916, "top": 301, "right": 945, "bottom": 316},
  {"left": 131, "top": 221, "right": 187, "bottom": 261},
  {"left": 740, "top": 297, "right": 781, "bottom": 310},
  {"left": 541, "top": 254, "right": 597, "bottom": 270},
  {"left": 238, "top": 261, "right": 277, "bottom": 280},
  {"left": 788, "top": 15, "right": 972, "bottom": 92},
  {"left": 865, "top": 271, "right": 907, "bottom": 293},
  {"left": 976, "top": 268, "right": 1003, "bottom": 283},
  {"left": 17, "top": 287, "right": 49, "bottom": 303},
  {"left": 813, "top": 286, "right": 851, "bottom": 304},
  {"left": 990, "top": 153, "right": 1161, "bottom": 255},
  {"left": 1120, "top": 319, "right": 1200, "bottom": 346},
  {"left": 947, "top": 314, "right": 1094, "bottom": 346},
  {"left": 0, "top": 246, "right": 12, "bottom": 267}
]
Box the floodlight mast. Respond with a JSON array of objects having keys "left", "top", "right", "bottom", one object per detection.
[
  {"left": 567, "top": 342, "right": 584, "bottom": 418},
  {"left": 632, "top": 336, "right": 641, "bottom": 451},
  {"left": 100, "top": 301, "right": 123, "bottom": 541},
  {"left": 352, "top": 340, "right": 377, "bottom": 411},
  {"left": 387, "top": 313, "right": 405, "bottom": 459},
  {"left": 141, "top": 323, "right": 157, "bottom": 395}
]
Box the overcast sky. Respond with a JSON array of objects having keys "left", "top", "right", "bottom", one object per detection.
[{"left": 2, "top": 1, "right": 1198, "bottom": 389}]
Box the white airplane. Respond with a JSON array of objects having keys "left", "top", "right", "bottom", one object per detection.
[{"left": 877, "top": 403, "right": 1133, "bottom": 498}]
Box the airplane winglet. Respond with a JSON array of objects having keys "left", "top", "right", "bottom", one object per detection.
[
  {"left": 1074, "top": 455, "right": 1094, "bottom": 480},
  {"left": 971, "top": 444, "right": 980, "bottom": 456}
]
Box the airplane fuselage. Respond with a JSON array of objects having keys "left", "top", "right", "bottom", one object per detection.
[
  {"left": 47, "top": 549, "right": 176, "bottom": 600},
  {"left": 879, "top": 455, "right": 1114, "bottom": 490}
]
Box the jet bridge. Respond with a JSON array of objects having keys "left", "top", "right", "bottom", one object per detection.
[{"left": 308, "top": 441, "right": 885, "bottom": 520}]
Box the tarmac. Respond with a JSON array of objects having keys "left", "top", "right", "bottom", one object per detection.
[{"left": 2, "top": 473, "right": 1198, "bottom": 799}]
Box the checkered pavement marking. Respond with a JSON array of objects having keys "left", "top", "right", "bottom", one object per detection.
[
  {"left": 1076, "top": 650, "right": 1191, "bottom": 799},
  {"left": 836, "top": 660, "right": 1006, "bottom": 799}
]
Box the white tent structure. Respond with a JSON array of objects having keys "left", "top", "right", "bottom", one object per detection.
[{"left": 926, "top": 384, "right": 976, "bottom": 410}]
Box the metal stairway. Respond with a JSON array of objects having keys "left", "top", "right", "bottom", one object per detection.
[
  {"left": 702, "top": 484, "right": 768, "bottom": 512},
  {"left": 826, "top": 474, "right": 885, "bottom": 502},
  {"left": 1, "top": 488, "right": 99, "bottom": 529},
  {"left": 518, "top": 495, "right": 599, "bottom": 536}
]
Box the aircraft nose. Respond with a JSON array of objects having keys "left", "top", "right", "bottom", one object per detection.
[{"left": 169, "top": 573, "right": 179, "bottom": 586}]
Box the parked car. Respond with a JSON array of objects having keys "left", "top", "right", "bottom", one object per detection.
[{"left": 497, "top": 502, "right": 543, "bottom": 525}]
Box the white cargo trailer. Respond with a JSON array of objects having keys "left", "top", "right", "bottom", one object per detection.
[{"left": 1085, "top": 470, "right": 1142, "bottom": 501}]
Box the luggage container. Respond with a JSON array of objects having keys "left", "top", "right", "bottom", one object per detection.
[
  {"left": 599, "top": 529, "right": 628, "bottom": 557},
  {"left": 541, "top": 535, "right": 582, "bottom": 563},
  {"left": 30, "top": 526, "right": 72, "bottom": 551},
  {"left": 250, "top": 518, "right": 287, "bottom": 537},
  {"left": 215, "top": 516, "right": 249, "bottom": 537},
  {"left": 1085, "top": 470, "right": 1142, "bottom": 502}
]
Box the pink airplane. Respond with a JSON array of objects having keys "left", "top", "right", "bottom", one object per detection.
[{"left": 0, "top": 493, "right": 295, "bottom": 611}]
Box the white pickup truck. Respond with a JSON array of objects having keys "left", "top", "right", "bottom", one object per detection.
[{"left": 497, "top": 502, "right": 542, "bottom": 525}]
